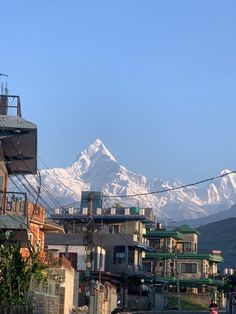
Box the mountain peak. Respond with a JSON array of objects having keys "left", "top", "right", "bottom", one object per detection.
[
  {"left": 89, "top": 138, "right": 116, "bottom": 161},
  {"left": 75, "top": 139, "right": 116, "bottom": 164},
  {"left": 220, "top": 169, "right": 233, "bottom": 176}
]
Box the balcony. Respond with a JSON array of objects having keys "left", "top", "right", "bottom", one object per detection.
[
  {"left": 0, "top": 94, "right": 22, "bottom": 117},
  {"left": 55, "top": 206, "right": 147, "bottom": 217},
  {"left": 0, "top": 94, "right": 37, "bottom": 175},
  {"left": 0, "top": 191, "right": 27, "bottom": 228},
  {"left": 0, "top": 191, "right": 27, "bottom": 215}
]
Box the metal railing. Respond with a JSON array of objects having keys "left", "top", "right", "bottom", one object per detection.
[
  {"left": 0, "top": 191, "right": 27, "bottom": 215},
  {"left": 0, "top": 95, "right": 22, "bottom": 117}
]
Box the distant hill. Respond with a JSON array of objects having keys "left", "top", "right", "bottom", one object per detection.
[
  {"left": 179, "top": 203, "right": 236, "bottom": 227},
  {"left": 197, "top": 218, "right": 236, "bottom": 270}
]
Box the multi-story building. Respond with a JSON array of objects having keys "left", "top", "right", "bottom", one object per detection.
[
  {"left": 48, "top": 195, "right": 156, "bottom": 311},
  {"left": 0, "top": 93, "right": 37, "bottom": 243},
  {"left": 21, "top": 203, "right": 64, "bottom": 260},
  {"left": 50, "top": 199, "right": 155, "bottom": 277},
  {"left": 144, "top": 224, "right": 224, "bottom": 293}
]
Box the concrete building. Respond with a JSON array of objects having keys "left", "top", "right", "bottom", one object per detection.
[
  {"left": 0, "top": 93, "right": 37, "bottom": 243},
  {"left": 144, "top": 224, "right": 224, "bottom": 293}
]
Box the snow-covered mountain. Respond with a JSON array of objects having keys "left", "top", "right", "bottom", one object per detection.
[{"left": 12, "top": 139, "right": 236, "bottom": 221}]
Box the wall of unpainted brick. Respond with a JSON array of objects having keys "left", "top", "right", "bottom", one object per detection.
[{"left": 32, "top": 293, "right": 59, "bottom": 314}]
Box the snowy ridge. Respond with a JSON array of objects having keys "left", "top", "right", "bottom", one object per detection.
[{"left": 15, "top": 139, "right": 236, "bottom": 221}]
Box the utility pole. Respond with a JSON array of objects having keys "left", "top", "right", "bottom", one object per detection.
[
  {"left": 85, "top": 192, "right": 94, "bottom": 271},
  {"left": 98, "top": 236, "right": 103, "bottom": 283}
]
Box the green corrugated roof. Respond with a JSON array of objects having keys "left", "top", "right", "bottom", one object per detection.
[
  {"left": 145, "top": 252, "right": 223, "bottom": 263},
  {"left": 177, "top": 224, "right": 200, "bottom": 235},
  {"left": 146, "top": 230, "right": 184, "bottom": 240}
]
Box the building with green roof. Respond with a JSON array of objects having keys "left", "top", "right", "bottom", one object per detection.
[{"left": 143, "top": 224, "right": 224, "bottom": 293}]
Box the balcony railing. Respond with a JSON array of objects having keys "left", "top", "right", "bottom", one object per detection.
[
  {"left": 0, "top": 191, "right": 27, "bottom": 216},
  {"left": 54, "top": 206, "right": 146, "bottom": 216},
  {"left": 0, "top": 95, "right": 22, "bottom": 117}
]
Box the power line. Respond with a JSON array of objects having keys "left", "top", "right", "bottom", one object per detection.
[
  {"left": 38, "top": 155, "right": 78, "bottom": 199},
  {"left": 37, "top": 154, "right": 236, "bottom": 206},
  {"left": 101, "top": 170, "right": 236, "bottom": 198}
]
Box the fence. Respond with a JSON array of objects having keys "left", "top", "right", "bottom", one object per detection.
[{"left": 0, "top": 305, "right": 33, "bottom": 314}]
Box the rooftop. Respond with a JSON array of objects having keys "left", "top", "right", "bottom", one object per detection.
[
  {"left": 145, "top": 252, "right": 223, "bottom": 263},
  {"left": 0, "top": 95, "right": 37, "bottom": 175},
  {"left": 45, "top": 232, "right": 154, "bottom": 251},
  {"left": 177, "top": 224, "right": 200, "bottom": 235},
  {"left": 146, "top": 230, "right": 184, "bottom": 240}
]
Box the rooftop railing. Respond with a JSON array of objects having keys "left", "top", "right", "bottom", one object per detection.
[
  {"left": 0, "top": 191, "right": 27, "bottom": 216},
  {"left": 0, "top": 95, "right": 22, "bottom": 117},
  {"left": 54, "top": 206, "right": 146, "bottom": 216}
]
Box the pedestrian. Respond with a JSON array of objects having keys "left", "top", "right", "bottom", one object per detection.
[{"left": 209, "top": 298, "right": 218, "bottom": 314}]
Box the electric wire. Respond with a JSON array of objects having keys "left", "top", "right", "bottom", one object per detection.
[{"left": 101, "top": 170, "right": 236, "bottom": 198}]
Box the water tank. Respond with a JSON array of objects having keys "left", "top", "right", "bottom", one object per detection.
[
  {"left": 55, "top": 208, "right": 61, "bottom": 214},
  {"left": 68, "top": 207, "right": 74, "bottom": 215},
  {"left": 130, "top": 207, "right": 139, "bottom": 214}
]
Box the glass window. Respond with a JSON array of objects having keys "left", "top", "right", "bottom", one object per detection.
[
  {"left": 128, "top": 249, "right": 136, "bottom": 265},
  {"left": 183, "top": 242, "right": 192, "bottom": 252},
  {"left": 0, "top": 176, "right": 3, "bottom": 190},
  {"left": 113, "top": 225, "right": 120, "bottom": 234},
  {"left": 143, "top": 261, "right": 152, "bottom": 272},
  {"left": 181, "top": 263, "right": 197, "bottom": 273},
  {"left": 113, "top": 246, "right": 125, "bottom": 264}
]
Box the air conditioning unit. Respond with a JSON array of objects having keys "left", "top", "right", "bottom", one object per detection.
[
  {"left": 55, "top": 208, "right": 61, "bottom": 214},
  {"left": 111, "top": 208, "right": 116, "bottom": 215},
  {"left": 125, "top": 208, "right": 130, "bottom": 215},
  {"left": 82, "top": 207, "right": 88, "bottom": 215}
]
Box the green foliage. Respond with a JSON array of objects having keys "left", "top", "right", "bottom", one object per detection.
[
  {"left": 0, "top": 232, "right": 48, "bottom": 305},
  {"left": 168, "top": 295, "right": 208, "bottom": 310}
]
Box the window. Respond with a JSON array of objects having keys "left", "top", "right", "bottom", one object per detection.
[
  {"left": 113, "top": 246, "right": 126, "bottom": 264},
  {"left": 181, "top": 263, "right": 197, "bottom": 273},
  {"left": 37, "top": 238, "right": 41, "bottom": 248},
  {"left": 112, "top": 225, "right": 120, "bottom": 234},
  {"left": 34, "top": 205, "right": 40, "bottom": 216},
  {"left": 159, "top": 262, "right": 164, "bottom": 267},
  {"left": 143, "top": 261, "right": 152, "bottom": 272},
  {"left": 128, "top": 249, "right": 135, "bottom": 265},
  {"left": 183, "top": 242, "right": 192, "bottom": 252},
  {"left": 28, "top": 233, "right": 33, "bottom": 245},
  {"left": 0, "top": 176, "right": 3, "bottom": 190},
  {"left": 155, "top": 239, "right": 161, "bottom": 249}
]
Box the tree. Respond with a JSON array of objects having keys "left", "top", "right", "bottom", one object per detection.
[{"left": 0, "top": 231, "right": 47, "bottom": 305}]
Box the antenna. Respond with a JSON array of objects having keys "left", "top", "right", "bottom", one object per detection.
[
  {"left": 0, "top": 73, "right": 9, "bottom": 94},
  {"left": 0, "top": 73, "right": 9, "bottom": 114},
  {"left": 0, "top": 73, "right": 9, "bottom": 78}
]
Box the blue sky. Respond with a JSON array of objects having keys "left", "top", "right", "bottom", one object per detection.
[{"left": 1, "top": 1, "right": 236, "bottom": 182}]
